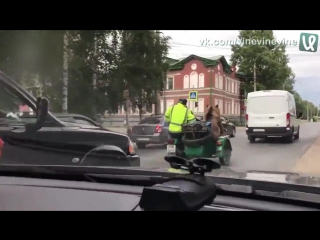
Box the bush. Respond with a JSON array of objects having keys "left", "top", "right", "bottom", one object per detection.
[{"left": 312, "top": 116, "right": 318, "bottom": 122}]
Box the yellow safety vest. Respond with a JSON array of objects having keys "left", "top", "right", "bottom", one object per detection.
[{"left": 167, "top": 104, "right": 189, "bottom": 133}]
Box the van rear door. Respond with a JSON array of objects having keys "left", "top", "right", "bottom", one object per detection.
[{"left": 247, "top": 96, "right": 288, "bottom": 127}]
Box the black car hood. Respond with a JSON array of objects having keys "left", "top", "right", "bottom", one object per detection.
[{"left": 61, "top": 121, "right": 126, "bottom": 137}]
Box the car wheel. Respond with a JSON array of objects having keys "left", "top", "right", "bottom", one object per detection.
[
  {"left": 136, "top": 142, "right": 147, "bottom": 149},
  {"left": 230, "top": 127, "right": 236, "bottom": 137},
  {"left": 294, "top": 126, "right": 300, "bottom": 140},
  {"left": 248, "top": 136, "right": 256, "bottom": 143}
]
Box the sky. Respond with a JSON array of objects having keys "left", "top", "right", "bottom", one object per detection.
[{"left": 161, "top": 30, "right": 320, "bottom": 105}]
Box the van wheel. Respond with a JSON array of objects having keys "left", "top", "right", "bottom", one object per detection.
[
  {"left": 286, "top": 132, "right": 294, "bottom": 143},
  {"left": 248, "top": 136, "right": 256, "bottom": 143},
  {"left": 294, "top": 127, "right": 300, "bottom": 140}
]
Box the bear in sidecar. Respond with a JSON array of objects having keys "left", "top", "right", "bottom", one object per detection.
[{"left": 166, "top": 105, "right": 232, "bottom": 166}]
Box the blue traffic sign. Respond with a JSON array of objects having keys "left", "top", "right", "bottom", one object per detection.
[{"left": 188, "top": 91, "right": 198, "bottom": 101}]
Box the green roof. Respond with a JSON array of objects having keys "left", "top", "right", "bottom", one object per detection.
[
  {"left": 168, "top": 54, "right": 232, "bottom": 73},
  {"left": 164, "top": 57, "right": 179, "bottom": 65}
]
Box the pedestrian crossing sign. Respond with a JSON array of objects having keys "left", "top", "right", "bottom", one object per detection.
[{"left": 188, "top": 91, "right": 198, "bottom": 101}]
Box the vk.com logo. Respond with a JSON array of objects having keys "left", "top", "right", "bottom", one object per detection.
[{"left": 299, "top": 33, "right": 318, "bottom": 52}]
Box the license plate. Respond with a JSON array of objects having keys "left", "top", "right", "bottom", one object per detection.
[
  {"left": 253, "top": 129, "right": 265, "bottom": 132},
  {"left": 137, "top": 138, "right": 149, "bottom": 141},
  {"left": 167, "top": 145, "right": 176, "bottom": 153}
]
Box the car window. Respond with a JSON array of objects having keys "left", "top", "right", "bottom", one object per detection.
[
  {"left": 0, "top": 85, "right": 36, "bottom": 125},
  {"left": 139, "top": 117, "right": 163, "bottom": 124},
  {"left": 74, "top": 118, "right": 95, "bottom": 126}
]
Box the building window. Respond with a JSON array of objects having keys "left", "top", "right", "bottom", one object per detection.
[
  {"left": 184, "top": 75, "right": 189, "bottom": 89},
  {"left": 199, "top": 73, "right": 204, "bottom": 88},
  {"left": 167, "top": 77, "right": 174, "bottom": 90},
  {"left": 219, "top": 75, "right": 223, "bottom": 89},
  {"left": 215, "top": 74, "right": 218, "bottom": 88}
]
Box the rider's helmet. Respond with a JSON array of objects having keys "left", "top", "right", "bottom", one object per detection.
[{"left": 179, "top": 98, "right": 187, "bottom": 106}]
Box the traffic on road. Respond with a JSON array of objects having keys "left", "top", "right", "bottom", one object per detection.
[{"left": 1, "top": 30, "right": 320, "bottom": 211}]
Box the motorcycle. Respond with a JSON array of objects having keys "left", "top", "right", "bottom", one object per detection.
[{"left": 166, "top": 121, "right": 232, "bottom": 166}]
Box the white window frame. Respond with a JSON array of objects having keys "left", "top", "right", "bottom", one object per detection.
[{"left": 166, "top": 77, "right": 174, "bottom": 90}]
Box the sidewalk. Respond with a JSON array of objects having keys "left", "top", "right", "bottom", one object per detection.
[{"left": 293, "top": 137, "right": 320, "bottom": 174}]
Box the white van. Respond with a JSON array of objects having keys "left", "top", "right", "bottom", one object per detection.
[{"left": 246, "top": 90, "right": 301, "bottom": 143}]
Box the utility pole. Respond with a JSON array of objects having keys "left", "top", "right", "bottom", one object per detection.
[
  {"left": 155, "top": 30, "right": 161, "bottom": 114},
  {"left": 253, "top": 62, "right": 257, "bottom": 92},
  {"left": 253, "top": 48, "right": 277, "bottom": 92},
  {"left": 163, "top": 78, "right": 167, "bottom": 114},
  {"left": 307, "top": 102, "right": 309, "bottom": 121},
  {"left": 209, "top": 68, "right": 213, "bottom": 105},
  {"left": 123, "top": 88, "right": 130, "bottom": 132},
  {"left": 92, "top": 31, "right": 97, "bottom": 118},
  {"left": 62, "top": 31, "right": 69, "bottom": 113}
]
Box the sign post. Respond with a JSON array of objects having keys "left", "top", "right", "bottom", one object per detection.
[{"left": 188, "top": 91, "right": 198, "bottom": 102}]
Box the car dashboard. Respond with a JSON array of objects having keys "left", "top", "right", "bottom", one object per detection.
[{"left": 0, "top": 176, "right": 318, "bottom": 211}]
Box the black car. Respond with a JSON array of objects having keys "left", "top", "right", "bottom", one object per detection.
[
  {"left": 0, "top": 72, "right": 140, "bottom": 167},
  {"left": 220, "top": 116, "right": 236, "bottom": 137},
  {"left": 54, "top": 113, "right": 101, "bottom": 127}
]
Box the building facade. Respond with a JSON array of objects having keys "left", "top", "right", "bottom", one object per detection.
[{"left": 160, "top": 55, "right": 241, "bottom": 115}]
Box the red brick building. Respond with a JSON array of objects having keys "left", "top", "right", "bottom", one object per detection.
[{"left": 160, "top": 55, "right": 241, "bottom": 116}]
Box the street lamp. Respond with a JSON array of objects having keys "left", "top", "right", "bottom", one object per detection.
[{"left": 253, "top": 47, "right": 281, "bottom": 91}]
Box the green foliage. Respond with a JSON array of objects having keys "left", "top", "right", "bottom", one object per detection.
[
  {"left": 0, "top": 30, "right": 170, "bottom": 118},
  {"left": 312, "top": 116, "right": 318, "bottom": 122},
  {"left": 231, "top": 30, "right": 316, "bottom": 117},
  {"left": 231, "top": 30, "right": 295, "bottom": 91}
]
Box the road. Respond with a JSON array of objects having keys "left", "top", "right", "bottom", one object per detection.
[{"left": 134, "top": 123, "right": 320, "bottom": 172}]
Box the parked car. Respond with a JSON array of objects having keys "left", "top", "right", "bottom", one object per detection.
[
  {"left": 131, "top": 114, "right": 236, "bottom": 149},
  {"left": 0, "top": 71, "right": 140, "bottom": 167},
  {"left": 221, "top": 116, "right": 236, "bottom": 137},
  {"left": 130, "top": 115, "right": 169, "bottom": 149}
]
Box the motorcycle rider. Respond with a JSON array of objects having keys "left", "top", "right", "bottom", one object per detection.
[{"left": 165, "top": 98, "right": 196, "bottom": 141}]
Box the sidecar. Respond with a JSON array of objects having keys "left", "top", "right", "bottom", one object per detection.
[{"left": 181, "top": 122, "right": 232, "bottom": 166}]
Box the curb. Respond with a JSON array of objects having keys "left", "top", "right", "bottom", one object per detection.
[{"left": 293, "top": 137, "right": 320, "bottom": 174}]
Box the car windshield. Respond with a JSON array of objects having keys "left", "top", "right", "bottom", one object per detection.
[{"left": 1, "top": 30, "right": 320, "bottom": 194}]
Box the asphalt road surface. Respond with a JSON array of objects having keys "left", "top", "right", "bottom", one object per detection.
[{"left": 135, "top": 123, "right": 320, "bottom": 172}]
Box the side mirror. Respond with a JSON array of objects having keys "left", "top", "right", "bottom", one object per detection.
[{"left": 25, "top": 97, "right": 49, "bottom": 132}]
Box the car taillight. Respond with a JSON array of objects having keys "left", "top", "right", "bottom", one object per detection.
[
  {"left": 216, "top": 141, "right": 222, "bottom": 146},
  {"left": 167, "top": 139, "right": 175, "bottom": 144},
  {"left": 0, "top": 138, "right": 3, "bottom": 158},
  {"left": 286, "top": 113, "right": 290, "bottom": 126},
  {"left": 245, "top": 114, "right": 248, "bottom": 121},
  {"left": 155, "top": 125, "right": 162, "bottom": 133},
  {"left": 128, "top": 140, "right": 135, "bottom": 155}
]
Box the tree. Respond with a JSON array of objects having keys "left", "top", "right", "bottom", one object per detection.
[
  {"left": 231, "top": 30, "right": 295, "bottom": 92},
  {"left": 117, "top": 30, "right": 170, "bottom": 118},
  {"left": 0, "top": 30, "right": 171, "bottom": 119}
]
